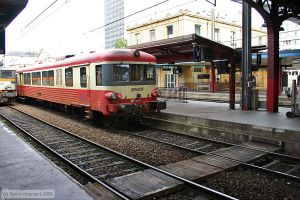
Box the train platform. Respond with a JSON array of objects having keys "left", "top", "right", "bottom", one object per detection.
[
  {"left": 162, "top": 100, "right": 299, "bottom": 131},
  {"left": 145, "top": 100, "right": 300, "bottom": 155},
  {"left": 0, "top": 120, "right": 94, "bottom": 200}
]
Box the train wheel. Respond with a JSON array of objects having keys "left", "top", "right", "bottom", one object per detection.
[{"left": 102, "top": 116, "right": 118, "bottom": 127}]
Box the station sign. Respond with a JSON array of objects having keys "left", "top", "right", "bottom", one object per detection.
[{"left": 193, "top": 43, "right": 214, "bottom": 62}]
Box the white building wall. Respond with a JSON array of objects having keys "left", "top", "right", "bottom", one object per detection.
[
  {"left": 127, "top": 12, "right": 266, "bottom": 48},
  {"left": 280, "top": 20, "right": 300, "bottom": 50}
]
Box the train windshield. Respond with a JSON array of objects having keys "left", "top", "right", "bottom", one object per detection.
[
  {"left": 0, "top": 70, "right": 16, "bottom": 78},
  {"left": 113, "top": 64, "right": 154, "bottom": 82}
]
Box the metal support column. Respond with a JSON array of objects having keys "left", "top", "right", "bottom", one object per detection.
[
  {"left": 229, "top": 57, "right": 236, "bottom": 109},
  {"left": 210, "top": 62, "right": 215, "bottom": 93},
  {"left": 241, "top": 1, "right": 252, "bottom": 110},
  {"left": 266, "top": 22, "right": 280, "bottom": 112}
]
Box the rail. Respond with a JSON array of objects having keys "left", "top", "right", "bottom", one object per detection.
[
  {"left": 0, "top": 106, "right": 237, "bottom": 200},
  {"left": 119, "top": 127, "right": 300, "bottom": 182}
]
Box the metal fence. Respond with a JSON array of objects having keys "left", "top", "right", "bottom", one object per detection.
[{"left": 158, "top": 87, "right": 188, "bottom": 103}]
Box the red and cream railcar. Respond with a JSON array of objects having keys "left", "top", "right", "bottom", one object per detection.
[{"left": 16, "top": 49, "right": 166, "bottom": 122}]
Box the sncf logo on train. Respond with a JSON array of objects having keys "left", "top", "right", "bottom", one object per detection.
[{"left": 131, "top": 87, "right": 144, "bottom": 92}]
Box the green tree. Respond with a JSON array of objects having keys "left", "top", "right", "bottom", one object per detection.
[{"left": 113, "top": 38, "right": 128, "bottom": 49}]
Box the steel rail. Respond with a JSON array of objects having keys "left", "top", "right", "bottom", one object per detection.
[
  {"left": 5, "top": 106, "right": 238, "bottom": 200},
  {"left": 118, "top": 128, "right": 300, "bottom": 181},
  {"left": 0, "top": 110, "right": 131, "bottom": 200},
  {"left": 143, "top": 116, "right": 300, "bottom": 161}
]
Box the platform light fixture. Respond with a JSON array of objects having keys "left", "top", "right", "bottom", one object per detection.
[{"left": 261, "top": 22, "right": 284, "bottom": 31}]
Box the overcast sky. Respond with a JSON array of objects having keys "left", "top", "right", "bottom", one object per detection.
[{"left": 6, "top": 0, "right": 264, "bottom": 57}]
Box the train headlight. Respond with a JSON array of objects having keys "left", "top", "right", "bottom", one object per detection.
[
  {"left": 151, "top": 89, "right": 158, "bottom": 97},
  {"left": 117, "top": 93, "right": 123, "bottom": 99},
  {"left": 105, "top": 92, "right": 122, "bottom": 101},
  {"left": 111, "top": 92, "right": 118, "bottom": 100}
]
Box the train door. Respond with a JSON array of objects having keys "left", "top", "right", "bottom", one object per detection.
[
  {"left": 79, "top": 65, "right": 90, "bottom": 105},
  {"left": 17, "top": 73, "right": 23, "bottom": 85},
  {"left": 15, "top": 73, "right": 22, "bottom": 95},
  {"left": 89, "top": 63, "right": 102, "bottom": 110}
]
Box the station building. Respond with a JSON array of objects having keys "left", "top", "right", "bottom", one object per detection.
[
  {"left": 126, "top": 10, "right": 267, "bottom": 92},
  {"left": 126, "top": 10, "right": 300, "bottom": 93}
]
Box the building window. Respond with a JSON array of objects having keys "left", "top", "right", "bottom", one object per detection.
[
  {"left": 230, "top": 31, "right": 236, "bottom": 47},
  {"left": 80, "top": 67, "right": 87, "bottom": 88},
  {"left": 150, "top": 29, "right": 155, "bottom": 41},
  {"left": 214, "top": 28, "right": 220, "bottom": 42},
  {"left": 167, "top": 25, "right": 173, "bottom": 38},
  {"left": 56, "top": 69, "right": 62, "bottom": 86},
  {"left": 165, "top": 72, "right": 176, "bottom": 88},
  {"left": 195, "top": 24, "right": 201, "bottom": 36},
  {"left": 135, "top": 33, "right": 140, "bottom": 44},
  {"left": 65, "top": 67, "right": 73, "bottom": 87},
  {"left": 96, "top": 65, "right": 102, "bottom": 86},
  {"left": 194, "top": 67, "right": 202, "bottom": 73},
  {"left": 258, "top": 36, "right": 262, "bottom": 45}
]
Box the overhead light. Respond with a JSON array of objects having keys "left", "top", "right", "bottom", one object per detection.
[{"left": 261, "top": 22, "right": 284, "bottom": 31}]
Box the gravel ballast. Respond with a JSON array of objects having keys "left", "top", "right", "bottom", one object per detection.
[
  {"left": 200, "top": 166, "right": 300, "bottom": 200},
  {"left": 12, "top": 103, "right": 198, "bottom": 166}
]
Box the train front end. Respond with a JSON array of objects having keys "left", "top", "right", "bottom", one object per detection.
[
  {"left": 0, "top": 68, "right": 17, "bottom": 104},
  {"left": 95, "top": 49, "right": 166, "bottom": 122}
]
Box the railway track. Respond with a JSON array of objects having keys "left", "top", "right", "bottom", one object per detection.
[
  {"left": 0, "top": 106, "right": 237, "bottom": 200},
  {"left": 117, "top": 125, "right": 300, "bottom": 181}
]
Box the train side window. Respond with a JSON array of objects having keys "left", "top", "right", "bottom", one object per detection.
[
  {"left": 56, "top": 69, "right": 62, "bottom": 86},
  {"left": 32, "top": 73, "right": 36, "bottom": 85},
  {"left": 42, "top": 71, "right": 48, "bottom": 86},
  {"left": 32, "top": 72, "right": 41, "bottom": 85},
  {"left": 80, "top": 67, "right": 87, "bottom": 88},
  {"left": 48, "top": 70, "right": 54, "bottom": 86},
  {"left": 24, "top": 73, "right": 31, "bottom": 85},
  {"left": 36, "top": 72, "right": 41, "bottom": 85},
  {"left": 96, "top": 65, "right": 102, "bottom": 86},
  {"left": 0, "top": 70, "right": 14, "bottom": 78},
  {"left": 65, "top": 67, "right": 73, "bottom": 87}
]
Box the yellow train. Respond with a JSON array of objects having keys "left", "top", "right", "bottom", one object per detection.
[{"left": 0, "top": 68, "right": 17, "bottom": 104}]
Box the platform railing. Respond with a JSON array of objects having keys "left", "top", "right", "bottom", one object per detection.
[{"left": 158, "top": 87, "right": 188, "bottom": 103}]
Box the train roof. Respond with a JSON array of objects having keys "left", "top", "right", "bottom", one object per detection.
[
  {"left": 0, "top": 67, "right": 16, "bottom": 71},
  {"left": 16, "top": 49, "right": 156, "bottom": 73}
]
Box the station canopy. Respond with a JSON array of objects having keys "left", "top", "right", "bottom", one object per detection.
[
  {"left": 0, "top": 0, "right": 28, "bottom": 54},
  {"left": 128, "top": 34, "right": 236, "bottom": 64},
  {"left": 0, "top": 0, "right": 28, "bottom": 30},
  {"left": 231, "top": 0, "right": 300, "bottom": 24}
]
